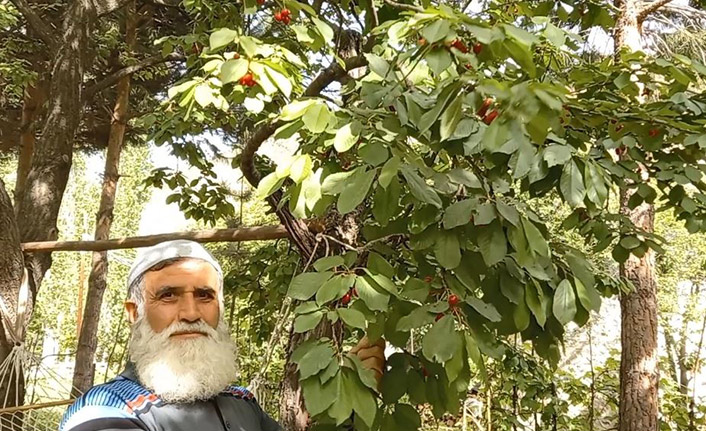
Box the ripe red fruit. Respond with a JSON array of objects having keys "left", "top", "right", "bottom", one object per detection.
[
  {"left": 451, "top": 39, "right": 468, "bottom": 53},
  {"left": 257, "top": 0, "right": 265, "bottom": 4},
  {"left": 473, "top": 43, "right": 483, "bottom": 54},
  {"left": 282, "top": 16, "right": 290, "bottom": 24},
  {"left": 233, "top": 53, "right": 240, "bottom": 59},
  {"left": 421, "top": 366, "right": 429, "bottom": 378},
  {"left": 424, "top": 275, "right": 433, "bottom": 283},
  {"left": 648, "top": 128, "right": 659, "bottom": 137},
  {"left": 418, "top": 37, "right": 427, "bottom": 45},
  {"left": 341, "top": 293, "right": 352, "bottom": 305},
  {"left": 477, "top": 98, "right": 492, "bottom": 118},
  {"left": 483, "top": 109, "right": 499, "bottom": 125},
  {"left": 448, "top": 294, "right": 460, "bottom": 307},
  {"left": 274, "top": 11, "right": 282, "bottom": 21},
  {"left": 239, "top": 72, "right": 256, "bottom": 87},
  {"left": 435, "top": 313, "right": 444, "bottom": 322}
]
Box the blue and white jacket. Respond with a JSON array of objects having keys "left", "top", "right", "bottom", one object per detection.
[{"left": 60, "top": 366, "right": 281, "bottom": 431}]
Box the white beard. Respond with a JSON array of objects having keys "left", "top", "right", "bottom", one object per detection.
[{"left": 128, "top": 317, "right": 238, "bottom": 403}]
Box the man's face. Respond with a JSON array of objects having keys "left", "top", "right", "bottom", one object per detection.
[{"left": 128, "top": 258, "right": 221, "bottom": 335}]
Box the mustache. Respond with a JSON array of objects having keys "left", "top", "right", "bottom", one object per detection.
[{"left": 158, "top": 320, "right": 219, "bottom": 338}]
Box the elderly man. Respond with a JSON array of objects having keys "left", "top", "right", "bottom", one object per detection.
[{"left": 60, "top": 240, "right": 384, "bottom": 431}]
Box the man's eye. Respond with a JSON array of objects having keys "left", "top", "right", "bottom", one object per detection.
[
  {"left": 197, "top": 291, "right": 214, "bottom": 299},
  {"left": 159, "top": 292, "right": 175, "bottom": 300}
]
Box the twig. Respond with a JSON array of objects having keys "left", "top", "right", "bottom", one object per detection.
[
  {"left": 8, "top": 0, "right": 57, "bottom": 49},
  {"left": 637, "top": 0, "right": 675, "bottom": 21},
  {"left": 382, "top": 0, "right": 424, "bottom": 12},
  {"left": 320, "top": 234, "right": 358, "bottom": 252}
]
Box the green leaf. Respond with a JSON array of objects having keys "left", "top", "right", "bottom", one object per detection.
[
  {"left": 338, "top": 308, "right": 367, "bottom": 329},
  {"left": 338, "top": 169, "right": 376, "bottom": 214},
  {"left": 477, "top": 221, "right": 507, "bottom": 266},
  {"left": 316, "top": 274, "right": 356, "bottom": 306},
  {"left": 334, "top": 122, "right": 359, "bottom": 153},
  {"left": 426, "top": 47, "right": 453, "bottom": 76},
  {"left": 397, "top": 306, "right": 436, "bottom": 331},
  {"left": 294, "top": 310, "right": 324, "bottom": 333},
  {"left": 521, "top": 217, "right": 550, "bottom": 258},
  {"left": 288, "top": 272, "right": 334, "bottom": 300},
  {"left": 553, "top": 279, "right": 577, "bottom": 325},
  {"left": 322, "top": 170, "right": 357, "bottom": 194},
  {"left": 574, "top": 276, "right": 601, "bottom": 312},
  {"left": 327, "top": 372, "right": 352, "bottom": 425},
  {"left": 496, "top": 201, "right": 520, "bottom": 226},
  {"left": 289, "top": 155, "right": 312, "bottom": 184},
  {"left": 526, "top": 280, "right": 546, "bottom": 328},
  {"left": 447, "top": 169, "right": 481, "bottom": 188},
  {"left": 418, "top": 83, "right": 460, "bottom": 135},
  {"left": 381, "top": 367, "right": 407, "bottom": 404},
  {"left": 423, "top": 315, "right": 462, "bottom": 363},
  {"left": 365, "top": 53, "right": 391, "bottom": 78},
  {"left": 466, "top": 297, "right": 502, "bottom": 322},
  {"left": 313, "top": 256, "right": 345, "bottom": 272},
  {"left": 193, "top": 84, "right": 213, "bottom": 107},
  {"left": 440, "top": 96, "right": 463, "bottom": 141},
  {"left": 619, "top": 236, "right": 641, "bottom": 250},
  {"left": 312, "top": 17, "right": 334, "bottom": 41},
  {"left": 255, "top": 172, "right": 285, "bottom": 199},
  {"left": 421, "top": 19, "right": 451, "bottom": 43},
  {"left": 209, "top": 28, "right": 238, "bottom": 50},
  {"left": 443, "top": 199, "right": 475, "bottom": 229},
  {"left": 220, "top": 59, "right": 249, "bottom": 84},
  {"left": 302, "top": 102, "right": 332, "bottom": 133},
  {"left": 401, "top": 166, "right": 442, "bottom": 208},
  {"left": 301, "top": 373, "right": 339, "bottom": 416},
  {"left": 348, "top": 370, "right": 377, "bottom": 426},
  {"left": 379, "top": 156, "right": 401, "bottom": 189},
  {"left": 393, "top": 404, "right": 422, "bottom": 430},
  {"left": 280, "top": 99, "right": 317, "bottom": 121},
  {"left": 401, "top": 278, "right": 431, "bottom": 303},
  {"left": 297, "top": 342, "right": 335, "bottom": 379},
  {"left": 356, "top": 276, "right": 389, "bottom": 311},
  {"left": 265, "top": 66, "right": 292, "bottom": 98},
  {"left": 434, "top": 231, "right": 461, "bottom": 269},
  {"left": 474, "top": 203, "right": 496, "bottom": 225},
  {"left": 560, "top": 160, "right": 586, "bottom": 207},
  {"left": 373, "top": 179, "right": 401, "bottom": 225},
  {"left": 543, "top": 144, "right": 572, "bottom": 167}
]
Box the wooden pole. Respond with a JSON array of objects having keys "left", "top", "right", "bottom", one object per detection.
[{"left": 20, "top": 225, "right": 296, "bottom": 252}]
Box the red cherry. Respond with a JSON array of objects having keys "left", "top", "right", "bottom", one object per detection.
[
  {"left": 281, "top": 8, "right": 290, "bottom": 16},
  {"left": 274, "top": 11, "right": 282, "bottom": 20},
  {"left": 257, "top": 0, "right": 265, "bottom": 4},
  {"left": 473, "top": 43, "right": 483, "bottom": 54},
  {"left": 465, "top": 63, "right": 473, "bottom": 69},
  {"left": 448, "top": 294, "right": 460, "bottom": 307},
  {"left": 233, "top": 53, "right": 240, "bottom": 59},
  {"left": 282, "top": 15, "right": 290, "bottom": 25},
  {"left": 341, "top": 293, "right": 351, "bottom": 305},
  {"left": 239, "top": 73, "right": 254, "bottom": 86},
  {"left": 477, "top": 98, "right": 493, "bottom": 118},
  {"left": 424, "top": 276, "right": 433, "bottom": 283},
  {"left": 483, "top": 109, "right": 499, "bottom": 125},
  {"left": 648, "top": 128, "right": 659, "bottom": 137},
  {"left": 418, "top": 37, "right": 427, "bottom": 46},
  {"left": 435, "top": 313, "right": 444, "bottom": 322},
  {"left": 451, "top": 39, "right": 468, "bottom": 53},
  {"left": 421, "top": 366, "right": 429, "bottom": 378}
]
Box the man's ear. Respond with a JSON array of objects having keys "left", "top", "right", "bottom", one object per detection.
[{"left": 125, "top": 301, "right": 138, "bottom": 324}]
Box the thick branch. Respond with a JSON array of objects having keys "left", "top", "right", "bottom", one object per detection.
[
  {"left": 637, "top": 0, "right": 675, "bottom": 21},
  {"left": 95, "top": 0, "right": 133, "bottom": 17},
  {"left": 382, "top": 0, "right": 424, "bottom": 13},
  {"left": 84, "top": 53, "right": 185, "bottom": 101},
  {"left": 240, "top": 56, "right": 368, "bottom": 187},
  {"left": 21, "top": 225, "right": 295, "bottom": 252},
  {"left": 9, "top": 0, "right": 57, "bottom": 48}
]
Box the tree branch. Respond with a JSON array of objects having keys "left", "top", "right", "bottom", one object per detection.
[
  {"left": 637, "top": 0, "right": 675, "bottom": 21},
  {"left": 239, "top": 55, "right": 368, "bottom": 187},
  {"left": 94, "top": 0, "right": 133, "bottom": 17},
  {"left": 382, "top": 0, "right": 424, "bottom": 13},
  {"left": 9, "top": 0, "right": 57, "bottom": 49},
  {"left": 83, "top": 53, "right": 185, "bottom": 102}
]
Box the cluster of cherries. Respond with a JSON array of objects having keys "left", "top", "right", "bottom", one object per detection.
[
  {"left": 274, "top": 8, "right": 292, "bottom": 24},
  {"left": 239, "top": 72, "right": 257, "bottom": 87},
  {"left": 477, "top": 97, "right": 499, "bottom": 125},
  {"left": 340, "top": 287, "right": 357, "bottom": 306}
]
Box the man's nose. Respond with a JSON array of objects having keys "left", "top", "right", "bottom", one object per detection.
[{"left": 178, "top": 294, "right": 201, "bottom": 323}]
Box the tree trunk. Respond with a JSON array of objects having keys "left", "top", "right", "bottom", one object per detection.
[
  {"left": 14, "top": 81, "right": 47, "bottom": 205},
  {"left": 4, "top": 0, "right": 97, "bottom": 409},
  {"left": 614, "top": 1, "right": 660, "bottom": 430},
  {"left": 618, "top": 190, "right": 658, "bottom": 431},
  {"left": 71, "top": 1, "right": 135, "bottom": 396}
]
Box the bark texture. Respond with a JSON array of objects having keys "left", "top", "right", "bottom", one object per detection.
[
  {"left": 14, "top": 81, "right": 47, "bottom": 204},
  {"left": 71, "top": 1, "right": 135, "bottom": 396},
  {"left": 614, "top": 0, "right": 661, "bottom": 429}
]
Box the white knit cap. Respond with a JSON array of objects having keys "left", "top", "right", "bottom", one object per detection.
[{"left": 126, "top": 240, "right": 223, "bottom": 289}]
